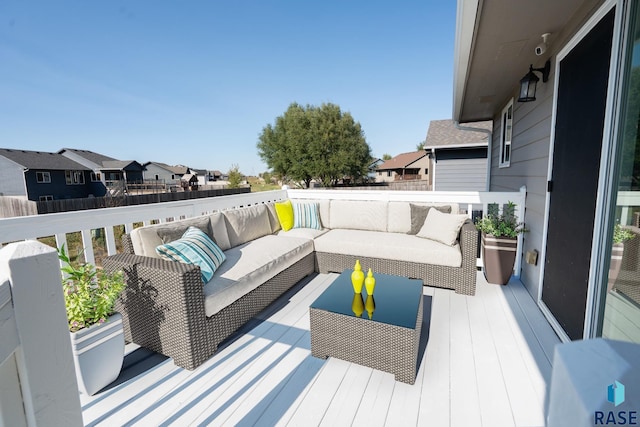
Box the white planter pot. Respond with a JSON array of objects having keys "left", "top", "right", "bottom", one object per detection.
[{"left": 69, "top": 313, "right": 124, "bottom": 396}]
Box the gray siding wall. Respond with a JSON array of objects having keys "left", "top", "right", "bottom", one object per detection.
[
  {"left": 143, "top": 164, "right": 176, "bottom": 183},
  {"left": 490, "top": 63, "right": 555, "bottom": 300},
  {"left": 487, "top": 0, "right": 607, "bottom": 300},
  {"left": 0, "top": 157, "right": 26, "bottom": 197},
  {"left": 435, "top": 158, "right": 487, "bottom": 191}
]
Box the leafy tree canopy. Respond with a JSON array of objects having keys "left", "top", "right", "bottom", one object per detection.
[
  {"left": 382, "top": 153, "right": 392, "bottom": 160},
  {"left": 257, "top": 102, "right": 372, "bottom": 187}
]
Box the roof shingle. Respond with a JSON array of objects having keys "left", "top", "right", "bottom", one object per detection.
[
  {"left": 0, "top": 148, "right": 90, "bottom": 170},
  {"left": 377, "top": 151, "right": 427, "bottom": 170},
  {"left": 424, "top": 119, "right": 492, "bottom": 148}
]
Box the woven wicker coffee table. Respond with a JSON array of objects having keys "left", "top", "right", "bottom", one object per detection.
[{"left": 309, "top": 270, "right": 423, "bottom": 384}]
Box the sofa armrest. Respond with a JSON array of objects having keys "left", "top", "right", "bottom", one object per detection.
[
  {"left": 459, "top": 220, "right": 479, "bottom": 269},
  {"left": 103, "top": 253, "right": 212, "bottom": 369}
]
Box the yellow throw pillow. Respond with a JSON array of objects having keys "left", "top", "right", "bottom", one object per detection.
[{"left": 275, "top": 200, "right": 294, "bottom": 231}]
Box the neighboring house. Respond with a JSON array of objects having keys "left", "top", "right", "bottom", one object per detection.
[
  {"left": 143, "top": 162, "right": 181, "bottom": 184},
  {"left": 368, "top": 158, "right": 384, "bottom": 181},
  {"left": 191, "top": 169, "right": 208, "bottom": 186},
  {"left": 59, "top": 148, "right": 144, "bottom": 184},
  {"left": 169, "top": 165, "right": 191, "bottom": 180},
  {"left": 375, "top": 151, "right": 430, "bottom": 183},
  {"left": 454, "top": 0, "right": 638, "bottom": 344},
  {"left": 208, "top": 170, "right": 223, "bottom": 182},
  {"left": 0, "top": 148, "right": 98, "bottom": 201},
  {"left": 424, "top": 119, "right": 492, "bottom": 191},
  {"left": 180, "top": 173, "right": 199, "bottom": 190}
]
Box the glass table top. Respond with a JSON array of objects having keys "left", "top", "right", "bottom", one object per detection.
[{"left": 310, "top": 270, "right": 423, "bottom": 329}]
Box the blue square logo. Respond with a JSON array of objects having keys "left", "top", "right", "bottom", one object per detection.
[{"left": 608, "top": 381, "right": 625, "bottom": 407}]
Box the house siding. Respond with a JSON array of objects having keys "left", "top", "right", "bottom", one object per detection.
[
  {"left": 24, "top": 170, "right": 94, "bottom": 201},
  {"left": 490, "top": 64, "right": 555, "bottom": 300},
  {"left": 143, "top": 164, "right": 177, "bottom": 184},
  {"left": 0, "top": 157, "right": 27, "bottom": 197},
  {"left": 435, "top": 158, "right": 487, "bottom": 191}
]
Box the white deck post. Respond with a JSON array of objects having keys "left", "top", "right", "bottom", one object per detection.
[
  {"left": 0, "top": 241, "right": 83, "bottom": 427},
  {"left": 514, "top": 185, "right": 527, "bottom": 278}
]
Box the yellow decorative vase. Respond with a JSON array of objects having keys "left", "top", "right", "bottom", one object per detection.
[
  {"left": 352, "top": 293, "right": 364, "bottom": 318},
  {"left": 364, "top": 268, "right": 376, "bottom": 295},
  {"left": 351, "top": 260, "right": 365, "bottom": 293},
  {"left": 365, "top": 295, "right": 375, "bottom": 319}
]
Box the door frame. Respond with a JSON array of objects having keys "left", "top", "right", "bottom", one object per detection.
[{"left": 537, "top": 0, "right": 626, "bottom": 342}]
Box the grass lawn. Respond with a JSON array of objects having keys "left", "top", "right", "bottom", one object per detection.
[{"left": 247, "top": 176, "right": 281, "bottom": 192}]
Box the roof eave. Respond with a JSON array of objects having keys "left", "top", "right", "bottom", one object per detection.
[
  {"left": 453, "top": 0, "right": 481, "bottom": 123},
  {"left": 424, "top": 141, "right": 488, "bottom": 150}
]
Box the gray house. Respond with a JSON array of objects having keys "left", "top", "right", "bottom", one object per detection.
[
  {"left": 59, "top": 148, "right": 145, "bottom": 184},
  {"left": 0, "top": 148, "right": 97, "bottom": 201},
  {"left": 454, "top": 0, "right": 639, "bottom": 344},
  {"left": 143, "top": 162, "right": 182, "bottom": 184},
  {"left": 424, "top": 119, "right": 492, "bottom": 191}
]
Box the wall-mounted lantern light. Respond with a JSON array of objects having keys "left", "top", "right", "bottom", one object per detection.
[{"left": 517, "top": 60, "right": 551, "bottom": 102}]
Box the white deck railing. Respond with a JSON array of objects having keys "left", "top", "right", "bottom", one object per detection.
[
  {"left": 0, "top": 190, "right": 288, "bottom": 265},
  {"left": 0, "top": 187, "right": 526, "bottom": 274}
]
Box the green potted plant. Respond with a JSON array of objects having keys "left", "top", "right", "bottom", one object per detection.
[
  {"left": 475, "top": 201, "right": 527, "bottom": 285},
  {"left": 608, "top": 224, "right": 635, "bottom": 291},
  {"left": 58, "top": 245, "right": 126, "bottom": 396}
]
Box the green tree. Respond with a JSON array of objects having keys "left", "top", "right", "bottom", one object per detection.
[
  {"left": 382, "top": 153, "right": 392, "bottom": 160},
  {"left": 227, "top": 164, "right": 243, "bottom": 189},
  {"left": 257, "top": 102, "right": 372, "bottom": 187},
  {"left": 416, "top": 140, "right": 426, "bottom": 151}
]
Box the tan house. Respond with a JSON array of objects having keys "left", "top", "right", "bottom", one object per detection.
[{"left": 375, "top": 151, "right": 430, "bottom": 184}]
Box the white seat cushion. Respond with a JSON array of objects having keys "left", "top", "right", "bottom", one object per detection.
[
  {"left": 313, "top": 229, "right": 462, "bottom": 267},
  {"left": 203, "top": 235, "right": 313, "bottom": 316},
  {"left": 277, "top": 227, "right": 328, "bottom": 240}
]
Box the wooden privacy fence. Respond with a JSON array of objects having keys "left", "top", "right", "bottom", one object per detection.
[
  {"left": 35, "top": 187, "right": 250, "bottom": 215},
  {"left": 0, "top": 197, "right": 37, "bottom": 218}
]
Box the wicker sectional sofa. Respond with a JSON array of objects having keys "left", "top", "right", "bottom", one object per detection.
[{"left": 104, "top": 198, "right": 478, "bottom": 370}]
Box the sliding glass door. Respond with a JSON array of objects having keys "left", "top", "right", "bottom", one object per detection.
[{"left": 601, "top": 1, "right": 640, "bottom": 344}]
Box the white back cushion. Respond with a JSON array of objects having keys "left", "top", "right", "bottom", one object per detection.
[
  {"left": 223, "top": 204, "right": 273, "bottom": 248},
  {"left": 329, "top": 200, "right": 388, "bottom": 232}
]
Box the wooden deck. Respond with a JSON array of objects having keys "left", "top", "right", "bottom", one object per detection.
[{"left": 80, "top": 271, "right": 560, "bottom": 427}]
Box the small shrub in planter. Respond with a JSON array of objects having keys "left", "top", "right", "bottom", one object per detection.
[
  {"left": 475, "top": 202, "right": 527, "bottom": 285},
  {"left": 58, "top": 245, "right": 125, "bottom": 332},
  {"left": 58, "top": 245, "right": 126, "bottom": 395}
]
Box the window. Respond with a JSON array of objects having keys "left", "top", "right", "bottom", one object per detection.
[
  {"left": 387, "top": 171, "right": 392, "bottom": 177},
  {"left": 90, "top": 172, "right": 101, "bottom": 182},
  {"left": 65, "top": 170, "right": 85, "bottom": 185},
  {"left": 36, "top": 171, "right": 51, "bottom": 183},
  {"left": 499, "top": 99, "right": 513, "bottom": 168},
  {"left": 39, "top": 195, "right": 53, "bottom": 202}
]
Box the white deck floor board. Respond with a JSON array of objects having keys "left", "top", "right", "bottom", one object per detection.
[
  {"left": 80, "top": 271, "right": 560, "bottom": 427},
  {"left": 352, "top": 369, "right": 396, "bottom": 427},
  {"left": 449, "top": 292, "right": 482, "bottom": 427},
  {"left": 320, "top": 362, "right": 373, "bottom": 427},
  {"left": 467, "top": 281, "right": 514, "bottom": 427},
  {"left": 417, "top": 288, "right": 450, "bottom": 427},
  {"left": 481, "top": 279, "right": 545, "bottom": 426}
]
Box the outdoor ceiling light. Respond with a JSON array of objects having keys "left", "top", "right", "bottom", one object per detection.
[{"left": 517, "top": 59, "right": 551, "bottom": 103}]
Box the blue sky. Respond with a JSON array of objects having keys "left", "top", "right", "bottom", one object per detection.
[{"left": 0, "top": 1, "right": 456, "bottom": 176}]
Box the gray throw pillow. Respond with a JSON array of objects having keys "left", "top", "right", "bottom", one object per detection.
[
  {"left": 408, "top": 204, "right": 452, "bottom": 235},
  {"left": 156, "top": 216, "right": 215, "bottom": 244}
]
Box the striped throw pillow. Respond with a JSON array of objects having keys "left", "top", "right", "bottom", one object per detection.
[
  {"left": 155, "top": 226, "right": 226, "bottom": 283},
  {"left": 293, "top": 202, "right": 322, "bottom": 230}
]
